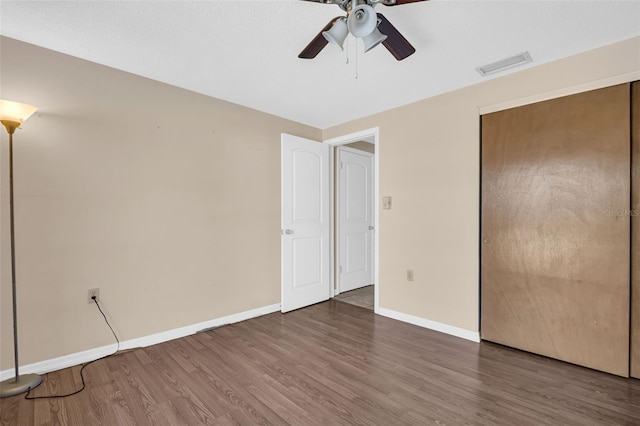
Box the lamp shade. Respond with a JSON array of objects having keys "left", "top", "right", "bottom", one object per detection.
[
  {"left": 363, "top": 28, "right": 387, "bottom": 52},
  {"left": 0, "top": 100, "right": 37, "bottom": 125},
  {"left": 347, "top": 4, "right": 377, "bottom": 38},
  {"left": 323, "top": 18, "right": 348, "bottom": 50}
]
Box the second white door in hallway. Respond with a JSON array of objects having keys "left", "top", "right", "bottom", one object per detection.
[{"left": 338, "top": 147, "right": 374, "bottom": 293}]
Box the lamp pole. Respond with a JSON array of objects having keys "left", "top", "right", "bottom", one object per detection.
[
  {"left": 7, "top": 123, "right": 20, "bottom": 385},
  {"left": 0, "top": 103, "right": 43, "bottom": 398}
]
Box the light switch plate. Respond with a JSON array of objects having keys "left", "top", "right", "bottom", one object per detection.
[{"left": 383, "top": 196, "right": 392, "bottom": 209}]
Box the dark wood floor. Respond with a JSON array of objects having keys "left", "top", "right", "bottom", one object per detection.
[{"left": 2, "top": 300, "right": 639, "bottom": 425}]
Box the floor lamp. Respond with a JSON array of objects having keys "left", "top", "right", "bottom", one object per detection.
[{"left": 0, "top": 99, "right": 42, "bottom": 398}]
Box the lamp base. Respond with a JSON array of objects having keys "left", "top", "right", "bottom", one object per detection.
[{"left": 0, "top": 373, "right": 42, "bottom": 398}]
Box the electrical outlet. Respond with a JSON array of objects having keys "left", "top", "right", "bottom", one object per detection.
[
  {"left": 88, "top": 288, "right": 100, "bottom": 304},
  {"left": 407, "top": 269, "right": 414, "bottom": 282}
]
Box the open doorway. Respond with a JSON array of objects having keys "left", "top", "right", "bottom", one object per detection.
[
  {"left": 325, "top": 128, "right": 379, "bottom": 313},
  {"left": 334, "top": 144, "right": 375, "bottom": 310}
]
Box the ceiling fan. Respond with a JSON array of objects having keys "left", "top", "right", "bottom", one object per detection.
[{"left": 298, "top": 0, "right": 427, "bottom": 61}]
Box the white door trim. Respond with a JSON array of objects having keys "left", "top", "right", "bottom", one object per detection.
[{"left": 324, "top": 128, "right": 380, "bottom": 313}]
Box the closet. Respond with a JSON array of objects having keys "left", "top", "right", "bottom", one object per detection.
[{"left": 481, "top": 82, "right": 639, "bottom": 378}]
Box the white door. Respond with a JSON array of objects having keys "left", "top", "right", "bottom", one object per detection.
[
  {"left": 281, "top": 134, "right": 331, "bottom": 313},
  {"left": 338, "top": 147, "right": 374, "bottom": 293}
]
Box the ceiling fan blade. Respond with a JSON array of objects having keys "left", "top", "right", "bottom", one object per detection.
[
  {"left": 299, "top": 0, "right": 342, "bottom": 4},
  {"left": 298, "top": 17, "right": 340, "bottom": 59},
  {"left": 377, "top": 13, "right": 415, "bottom": 61},
  {"left": 382, "top": 0, "right": 428, "bottom": 6}
]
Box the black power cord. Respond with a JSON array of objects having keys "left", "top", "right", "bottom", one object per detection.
[{"left": 25, "top": 297, "right": 120, "bottom": 399}]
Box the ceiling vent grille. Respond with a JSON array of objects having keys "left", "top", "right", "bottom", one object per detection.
[{"left": 476, "top": 51, "right": 532, "bottom": 77}]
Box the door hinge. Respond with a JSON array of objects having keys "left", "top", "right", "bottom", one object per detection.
[
  {"left": 339, "top": 265, "right": 343, "bottom": 274},
  {"left": 340, "top": 161, "right": 344, "bottom": 169}
]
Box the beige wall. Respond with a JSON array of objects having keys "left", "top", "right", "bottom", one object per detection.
[
  {"left": 324, "top": 37, "right": 640, "bottom": 333},
  {"left": 344, "top": 141, "right": 375, "bottom": 154},
  {"left": 0, "top": 37, "right": 321, "bottom": 369}
]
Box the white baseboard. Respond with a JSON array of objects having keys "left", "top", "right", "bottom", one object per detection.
[
  {"left": 377, "top": 307, "right": 480, "bottom": 343},
  {"left": 1, "top": 303, "right": 281, "bottom": 381}
]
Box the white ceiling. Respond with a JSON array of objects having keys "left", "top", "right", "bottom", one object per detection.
[{"left": 1, "top": 0, "right": 639, "bottom": 129}]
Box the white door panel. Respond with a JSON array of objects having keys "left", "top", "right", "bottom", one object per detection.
[
  {"left": 293, "top": 150, "right": 322, "bottom": 221},
  {"left": 346, "top": 163, "right": 367, "bottom": 220},
  {"left": 293, "top": 237, "right": 322, "bottom": 287},
  {"left": 346, "top": 232, "right": 368, "bottom": 274},
  {"left": 281, "top": 134, "right": 331, "bottom": 312},
  {"left": 339, "top": 147, "right": 374, "bottom": 293}
]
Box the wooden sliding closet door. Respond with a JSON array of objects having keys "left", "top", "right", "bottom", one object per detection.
[
  {"left": 481, "top": 84, "right": 630, "bottom": 377},
  {"left": 632, "top": 81, "right": 640, "bottom": 379}
]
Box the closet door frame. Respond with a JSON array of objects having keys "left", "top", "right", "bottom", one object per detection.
[{"left": 631, "top": 81, "right": 640, "bottom": 379}]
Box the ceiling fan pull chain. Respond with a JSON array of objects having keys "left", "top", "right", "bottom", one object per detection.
[
  {"left": 355, "top": 41, "right": 359, "bottom": 79},
  {"left": 345, "top": 37, "right": 350, "bottom": 64}
]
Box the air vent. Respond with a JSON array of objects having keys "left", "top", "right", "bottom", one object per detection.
[{"left": 476, "top": 52, "right": 532, "bottom": 77}]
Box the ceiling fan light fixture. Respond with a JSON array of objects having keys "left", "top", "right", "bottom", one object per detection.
[
  {"left": 322, "top": 17, "right": 348, "bottom": 50},
  {"left": 298, "top": 0, "right": 424, "bottom": 61},
  {"left": 363, "top": 28, "right": 387, "bottom": 52},
  {"left": 347, "top": 4, "right": 377, "bottom": 37},
  {"left": 476, "top": 51, "right": 533, "bottom": 76}
]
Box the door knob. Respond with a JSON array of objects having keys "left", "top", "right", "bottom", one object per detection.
[
  {"left": 482, "top": 237, "right": 490, "bottom": 244},
  {"left": 368, "top": 225, "right": 374, "bottom": 230},
  {"left": 285, "top": 229, "right": 295, "bottom": 235}
]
